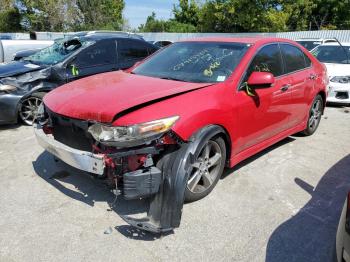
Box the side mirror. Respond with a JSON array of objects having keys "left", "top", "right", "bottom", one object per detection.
[{"left": 247, "top": 71, "right": 275, "bottom": 88}]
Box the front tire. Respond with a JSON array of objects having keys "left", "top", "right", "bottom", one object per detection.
[
  {"left": 302, "top": 94, "right": 324, "bottom": 136},
  {"left": 184, "top": 135, "right": 226, "bottom": 202},
  {"left": 19, "top": 92, "right": 45, "bottom": 125}
]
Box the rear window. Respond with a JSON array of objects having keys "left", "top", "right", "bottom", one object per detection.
[{"left": 280, "top": 44, "right": 308, "bottom": 73}]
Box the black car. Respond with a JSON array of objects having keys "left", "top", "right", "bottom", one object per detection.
[{"left": 0, "top": 32, "right": 158, "bottom": 125}]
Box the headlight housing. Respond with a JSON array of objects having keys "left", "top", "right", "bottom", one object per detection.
[
  {"left": 88, "top": 116, "right": 179, "bottom": 147},
  {"left": 330, "top": 76, "right": 350, "bottom": 84},
  {"left": 0, "top": 84, "right": 17, "bottom": 93}
]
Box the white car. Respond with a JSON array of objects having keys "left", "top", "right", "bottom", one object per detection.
[
  {"left": 296, "top": 38, "right": 337, "bottom": 51},
  {"left": 311, "top": 42, "right": 350, "bottom": 105}
]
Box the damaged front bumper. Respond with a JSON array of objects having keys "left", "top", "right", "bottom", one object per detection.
[
  {"left": 34, "top": 125, "right": 105, "bottom": 175},
  {"left": 34, "top": 124, "right": 190, "bottom": 234}
]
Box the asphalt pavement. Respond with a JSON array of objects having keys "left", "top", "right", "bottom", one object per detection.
[{"left": 0, "top": 106, "right": 349, "bottom": 262}]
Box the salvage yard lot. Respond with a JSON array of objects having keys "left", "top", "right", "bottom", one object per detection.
[{"left": 0, "top": 106, "right": 350, "bottom": 262}]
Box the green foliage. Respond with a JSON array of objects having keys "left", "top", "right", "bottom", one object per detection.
[
  {"left": 139, "top": 12, "right": 196, "bottom": 33},
  {"left": 0, "top": 0, "right": 350, "bottom": 33},
  {"left": 0, "top": 7, "right": 22, "bottom": 32},
  {"left": 0, "top": 0, "right": 125, "bottom": 32},
  {"left": 173, "top": 0, "right": 200, "bottom": 26}
]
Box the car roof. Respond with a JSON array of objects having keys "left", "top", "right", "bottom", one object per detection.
[
  {"left": 296, "top": 38, "right": 333, "bottom": 41},
  {"left": 181, "top": 37, "right": 297, "bottom": 45},
  {"left": 67, "top": 31, "right": 144, "bottom": 41},
  {"left": 319, "top": 42, "right": 350, "bottom": 46}
]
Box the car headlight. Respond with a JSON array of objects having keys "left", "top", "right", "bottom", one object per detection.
[
  {"left": 0, "top": 84, "right": 17, "bottom": 92},
  {"left": 88, "top": 116, "right": 179, "bottom": 147},
  {"left": 330, "top": 76, "right": 350, "bottom": 84}
]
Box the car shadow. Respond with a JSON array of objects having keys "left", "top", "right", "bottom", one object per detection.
[
  {"left": 265, "top": 154, "right": 350, "bottom": 262},
  {"left": 0, "top": 123, "right": 22, "bottom": 131},
  {"left": 32, "top": 151, "right": 167, "bottom": 240},
  {"left": 221, "top": 136, "right": 296, "bottom": 179}
]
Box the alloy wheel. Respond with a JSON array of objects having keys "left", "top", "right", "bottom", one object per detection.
[
  {"left": 308, "top": 99, "right": 322, "bottom": 131},
  {"left": 187, "top": 140, "right": 223, "bottom": 194},
  {"left": 19, "top": 96, "right": 43, "bottom": 125}
]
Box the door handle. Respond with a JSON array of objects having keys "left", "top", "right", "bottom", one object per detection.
[
  {"left": 309, "top": 74, "right": 317, "bottom": 80},
  {"left": 280, "top": 84, "right": 291, "bottom": 92}
]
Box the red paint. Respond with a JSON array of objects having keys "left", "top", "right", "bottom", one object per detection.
[
  {"left": 44, "top": 37, "right": 327, "bottom": 168},
  {"left": 247, "top": 72, "right": 275, "bottom": 86}
]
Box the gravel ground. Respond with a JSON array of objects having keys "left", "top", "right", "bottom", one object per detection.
[{"left": 0, "top": 106, "right": 350, "bottom": 262}]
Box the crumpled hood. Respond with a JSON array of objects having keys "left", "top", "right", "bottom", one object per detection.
[
  {"left": 44, "top": 71, "right": 212, "bottom": 123},
  {"left": 324, "top": 63, "right": 350, "bottom": 78},
  {"left": 0, "top": 61, "right": 43, "bottom": 78}
]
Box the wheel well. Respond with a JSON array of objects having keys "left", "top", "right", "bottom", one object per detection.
[
  {"left": 209, "top": 126, "right": 232, "bottom": 167},
  {"left": 217, "top": 132, "right": 231, "bottom": 167},
  {"left": 318, "top": 90, "right": 327, "bottom": 113}
]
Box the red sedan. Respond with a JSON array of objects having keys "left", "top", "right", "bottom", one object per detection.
[{"left": 34, "top": 37, "right": 328, "bottom": 233}]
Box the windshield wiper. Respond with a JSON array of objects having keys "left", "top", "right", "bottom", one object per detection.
[{"left": 159, "top": 76, "right": 190, "bottom": 82}]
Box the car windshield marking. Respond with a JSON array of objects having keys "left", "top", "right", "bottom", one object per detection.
[{"left": 132, "top": 42, "right": 250, "bottom": 83}]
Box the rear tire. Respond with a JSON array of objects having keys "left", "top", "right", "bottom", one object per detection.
[
  {"left": 19, "top": 92, "right": 46, "bottom": 126},
  {"left": 301, "top": 94, "right": 323, "bottom": 136}
]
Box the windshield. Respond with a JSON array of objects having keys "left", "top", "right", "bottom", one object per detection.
[
  {"left": 311, "top": 45, "right": 350, "bottom": 64},
  {"left": 132, "top": 42, "right": 250, "bottom": 83},
  {"left": 296, "top": 41, "right": 321, "bottom": 51},
  {"left": 24, "top": 38, "right": 94, "bottom": 65}
]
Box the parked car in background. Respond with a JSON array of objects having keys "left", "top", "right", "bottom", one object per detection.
[
  {"left": 296, "top": 38, "right": 337, "bottom": 51},
  {"left": 0, "top": 31, "right": 158, "bottom": 125},
  {"left": 34, "top": 37, "right": 327, "bottom": 233},
  {"left": 311, "top": 42, "right": 350, "bottom": 105},
  {"left": 13, "top": 48, "right": 43, "bottom": 61},
  {"left": 0, "top": 40, "right": 53, "bottom": 63},
  {"left": 335, "top": 192, "right": 350, "bottom": 262}
]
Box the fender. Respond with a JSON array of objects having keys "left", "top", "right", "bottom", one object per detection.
[{"left": 121, "top": 125, "right": 227, "bottom": 233}]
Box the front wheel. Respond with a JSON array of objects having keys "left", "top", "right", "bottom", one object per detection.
[
  {"left": 19, "top": 92, "right": 45, "bottom": 125},
  {"left": 302, "top": 94, "right": 324, "bottom": 136},
  {"left": 184, "top": 135, "right": 226, "bottom": 202}
]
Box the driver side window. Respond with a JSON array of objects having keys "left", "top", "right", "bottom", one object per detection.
[{"left": 243, "top": 44, "right": 283, "bottom": 84}]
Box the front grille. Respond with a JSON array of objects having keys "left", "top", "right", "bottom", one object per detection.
[
  {"left": 335, "top": 91, "right": 349, "bottom": 100},
  {"left": 47, "top": 109, "right": 93, "bottom": 152}
]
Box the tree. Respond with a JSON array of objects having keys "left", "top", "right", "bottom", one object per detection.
[
  {"left": 173, "top": 0, "right": 200, "bottom": 27},
  {"left": 0, "top": 7, "right": 22, "bottom": 32},
  {"left": 76, "top": 0, "right": 124, "bottom": 30},
  {"left": 139, "top": 12, "right": 197, "bottom": 32},
  {"left": 20, "top": 0, "right": 124, "bottom": 31}
]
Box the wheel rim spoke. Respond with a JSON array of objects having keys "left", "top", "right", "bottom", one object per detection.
[
  {"left": 208, "top": 153, "right": 221, "bottom": 168},
  {"left": 188, "top": 170, "right": 202, "bottom": 191},
  {"left": 202, "top": 171, "right": 213, "bottom": 187},
  {"left": 201, "top": 143, "right": 211, "bottom": 159}
]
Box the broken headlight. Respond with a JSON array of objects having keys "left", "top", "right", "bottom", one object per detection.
[
  {"left": 0, "top": 84, "right": 17, "bottom": 93},
  {"left": 330, "top": 76, "right": 350, "bottom": 84},
  {"left": 88, "top": 116, "right": 179, "bottom": 147}
]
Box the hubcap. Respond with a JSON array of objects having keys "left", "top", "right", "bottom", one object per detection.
[
  {"left": 308, "top": 99, "right": 322, "bottom": 131},
  {"left": 187, "top": 140, "right": 223, "bottom": 194},
  {"left": 19, "top": 97, "right": 42, "bottom": 125}
]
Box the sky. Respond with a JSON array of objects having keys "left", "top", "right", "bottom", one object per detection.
[{"left": 123, "top": 0, "right": 178, "bottom": 29}]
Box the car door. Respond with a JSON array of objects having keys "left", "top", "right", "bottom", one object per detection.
[
  {"left": 280, "top": 44, "right": 315, "bottom": 127},
  {"left": 117, "top": 39, "right": 157, "bottom": 69},
  {"left": 235, "top": 44, "right": 292, "bottom": 153},
  {"left": 66, "top": 39, "right": 117, "bottom": 82}
]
